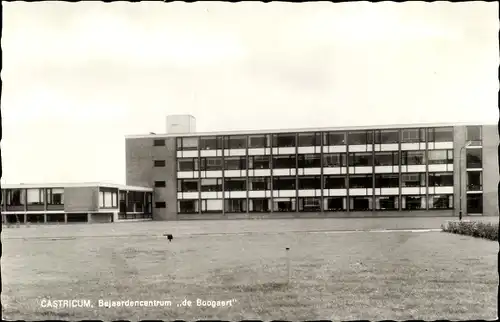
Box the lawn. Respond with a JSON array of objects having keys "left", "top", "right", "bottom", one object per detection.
[{"left": 2, "top": 220, "right": 497, "bottom": 321}]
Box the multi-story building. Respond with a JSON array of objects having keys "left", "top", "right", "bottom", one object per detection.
[
  {"left": 1, "top": 183, "right": 153, "bottom": 224},
  {"left": 126, "top": 116, "right": 497, "bottom": 221}
]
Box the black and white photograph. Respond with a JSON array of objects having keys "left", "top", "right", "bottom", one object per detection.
[{"left": 1, "top": 1, "right": 498, "bottom": 321}]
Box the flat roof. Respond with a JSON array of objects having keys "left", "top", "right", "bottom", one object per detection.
[
  {"left": 1, "top": 182, "right": 153, "bottom": 191},
  {"left": 125, "top": 121, "right": 494, "bottom": 139}
]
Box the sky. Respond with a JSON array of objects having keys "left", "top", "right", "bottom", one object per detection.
[{"left": 2, "top": 1, "right": 498, "bottom": 185}]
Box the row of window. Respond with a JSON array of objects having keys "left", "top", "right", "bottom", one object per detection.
[
  {"left": 165, "top": 126, "right": 482, "bottom": 150},
  {"left": 3, "top": 189, "right": 64, "bottom": 206},
  {"left": 3, "top": 189, "right": 153, "bottom": 209},
  {"left": 172, "top": 194, "right": 461, "bottom": 213},
  {"left": 174, "top": 172, "right": 460, "bottom": 191},
  {"left": 171, "top": 150, "right": 482, "bottom": 171}
]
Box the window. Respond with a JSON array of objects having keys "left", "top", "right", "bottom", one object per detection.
[
  {"left": 467, "top": 172, "right": 482, "bottom": 191},
  {"left": 127, "top": 191, "right": 145, "bottom": 212},
  {"left": 273, "top": 155, "right": 296, "bottom": 169},
  {"left": 224, "top": 157, "right": 247, "bottom": 170},
  {"left": 272, "top": 133, "right": 296, "bottom": 147},
  {"left": 177, "top": 179, "right": 199, "bottom": 192},
  {"left": 178, "top": 158, "right": 199, "bottom": 171},
  {"left": 466, "top": 126, "right": 482, "bottom": 146},
  {"left": 375, "top": 174, "right": 399, "bottom": 188},
  {"left": 153, "top": 139, "right": 165, "bottom": 147},
  {"left": 224, "top": 136, "right": 247, "bottom": 149},
  {"left": 155, "top": 201, "right": 166, "bottom": 209},
  {"left": 249, "top": 155, "right": 270, "bottom": 169},
  {"left": 7, "top": 189, "right": 25, "bottom": 206},
  {"left": 201, "top": 199, "right": 223, "bottom": 213},
  {"left": 350, "top": 196, "right": 373, "bottom": 211},
  {"left": 324, "top": 197, "right": 345, "bottom": 211},
  {"left": 154, "top": 181, "right": 166, "bottom": 188},
  {"left": 428, "top": 172, "right": 454, "bottom": 186},
  {"left": 99, "top": 190, "right": 118, "bottom": 208},
  {"left": 349, "top": 175, "right": 373, "bottom": 189},
  {"left": 324, "top": 176, "right": 346, "bottom": 189},
  {"left": 427, "top": 127, "right": 453, "bottom": 142},
  {"left": 467, "top": 194, "right": 483, "bottom": 214},
  {"left": 154, "top": 160, "right": 166, "bottom": 167},
  {"left": 298, "top": 154, "right": 321, "bottom": 168},
  {"left": 298, "top": 132, "right": 321, "bottom": 147},
  {"left": 348, "top": 131, "right": 373, "bottom": 145},
  {"left": 200, "top": 157, "right": 223, "bottom": 171},
  {"left": 428, "top": 195, "right": 453, "bottom": 209},
  {"left": 349, "top": 153, "right": 373, "bottom": 167},
  {"left": 374, "top": 130, "right": 399, "bottom": 144},
  {"left": 401, "top": 151, "right": 426, "bottom": 165},
  {"left": 401, "top": 173, "right": 426, "bottom": 187},
  {"left": 248, "top": 135, "right": 270, "bottom": 148},
  {"left": 200, "top": 136, "right": 222, "bottom": 150},
  {"left": 178, "top": 200, "right": 198, "bottom": 213},
  {"left": 402, "top": 196, "right": 426, "bottom": 210},
  {"left": 401, "top": 128, "right": 425, "bottom": 143},
  {"left": 200, "top": 178, "right": 222, "bottom": 192},
  {"left": 428, "top": 150, "right": 453, "bottom": 164},
  {"left": 273, "top": 198, "right": 296, "bottom": 212},
  {"left": 298, "top": 176, "right": 321, "bottom": 189},
  {"left": 273, "top": 177, "right": 296, "bottom": 190},
  {"left": 224, "top": 178, "right": 246, "bottom": 191},
  {"left": 27, "top": 189, "right": 44, "bottom": 205},
  {"left": 178, "top": 137, "right": 199, "bottom": 151},
  {"left": 46, "top": 188, "right": 64, "bottom": 205},
  {"left": 248, "top": 177, "right": 270, "bottom": 191},
  {"left": 374, "top": 152, "right": 399, "bottom": 166},
  {"left": 376, "top": 196, "right": 399, "bottom": 210},
  {"left": 323, "top": 132, "right": 346, "bottom": 145},
  {"left": 249, "top": 199, "right": 270, "bottom": 212},
  {"left": 466, "top": 149, "right": 482, "bottom": 169},
  {"left": 225, "top": 199, "right": 247, "bottom": 213},
  {"left": 323, "top": 153, "right": 346, "bottom": 167},
  {"left": 298, "top": 197, "right": 321, "bottom": 212}
]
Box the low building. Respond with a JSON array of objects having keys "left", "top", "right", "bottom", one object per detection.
[
  {"left": 1, "top": 183, "right": 153, "bottom": 224},
  {"left": 126, "top": 116, "right": 498, "bottom": 221}
]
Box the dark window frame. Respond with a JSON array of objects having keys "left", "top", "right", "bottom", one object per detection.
[
  {"left": 154, "top": 181, "right": 166, "bottom": 188},
  {"left": 177, "top": 158, "right": 199, "bottom": 171},
  {"left": 323, "top": 153, "right": 346, "bottom": 167},
  {"left": 427, "top": 127, "right": 454, "bottom": 142},
  {"left": 272, "top": 133, "right": 297, "bottom": 148},
  {"left": 224, "top": 135, "right": 247, "bottom": 150},
  {"left": 347, "top": 131, "right": 374, "bottom": 145},
  {"left": 155, "top": 201, "right": 166, "bottom": 209},
  {"left": 153, "top": 139, "right": 165, "bottom": 147},
  {"left": 323, "top": 132, "right": 346, "bottom": 146},
  {"left": 374, "top": 129, "right": 400, "bottom": 144},
  {"left": 297, "top": 132, "right": 322, "bottom": 147},
  {"left": 199, "top": 136, "right": 223, "bottom": 150},
  {"left": 154, "top": 160, "right": 166, "bottom": 167},
  {"left": 374, "top": 151, "right": 399, "bottom": 166},
  {"left": 177, "top": 179, "right": 200, "bottom": 192},
  {"left": 401, "top": 128, "right": 426, "bottom": 143},
  {"left": 348, "top": 152, "right": 373, "bottom": 167},
  {"left": 178, "top": 200, "right": 199, "bottom": 214},
  {"left": 298, "top": 154, "right": 322, "bottom": 168}
]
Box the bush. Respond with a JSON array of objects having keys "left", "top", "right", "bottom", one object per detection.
[{"left": 442, "top": 220, "right": 498, "bottom": 241}]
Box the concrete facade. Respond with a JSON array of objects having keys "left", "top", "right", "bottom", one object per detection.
[
  {"left": 125, "top": 122, "right": 499, "bottom": 221},
  {"left": 482, "top": 124, "right": 498, "bottom": 216},
  {"left": 1, "top": 183, "right": 153, "bottom": 225},
  {"left": 64, "top": 187, "right": 99, "bottom": 213}
]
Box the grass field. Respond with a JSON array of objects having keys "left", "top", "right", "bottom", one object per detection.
[{"left": 2, "top": 218, "right": 498, "bottom": 320}]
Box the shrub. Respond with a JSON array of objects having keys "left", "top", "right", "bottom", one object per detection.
[{"left": 442, "top": 220, "right": 498, "bottom": 241}]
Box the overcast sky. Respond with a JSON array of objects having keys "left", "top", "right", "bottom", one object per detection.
[{"left": 2, "top": 1, "right": 498, "bottom": 185}]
